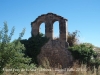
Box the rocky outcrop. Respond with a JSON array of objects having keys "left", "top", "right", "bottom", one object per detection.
[{"left": 37, "top": 39, "right": 73, "bottom": 68}]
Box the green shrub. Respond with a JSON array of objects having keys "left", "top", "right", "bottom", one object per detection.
[
  {"left": 0, "top": 22, "right": 33, "bottom": 74},
  {"left": 68, "top": 44, "right": 98, "bottom": 64},
  {"left": 20, "top": 33, "right": 49, "bottom": 65}
]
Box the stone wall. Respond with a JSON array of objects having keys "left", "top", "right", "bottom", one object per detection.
[
  {"left": 31, "top": 13, "right": 68, "bottom": 42},
  {"left": 31, "top": 13, "right": 73, "bottom": 68},
  {"left": 37, "top": 38, "right": 73, "bottom": 68}
]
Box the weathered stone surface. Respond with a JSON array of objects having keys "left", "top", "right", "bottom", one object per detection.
[
  {"left": 31, "top": 13, "right": 73, "bottom": 68},
  {"left": 31, "top": 13, "right": 68, "bottom": 42},
  {"left": 37, "top": 39, "right": 73, "bottom": 68}
]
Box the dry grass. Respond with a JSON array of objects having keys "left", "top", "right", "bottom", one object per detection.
[
  {"left": 2, "top": 65, "right": 100, "bottom": 75},
  {"left": 2, "top": 58, "right": 100, "bottom": 75}
]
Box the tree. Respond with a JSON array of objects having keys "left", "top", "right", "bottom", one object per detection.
[
  {"left": 67, "top": 30, "right": 80, "bottom": 47},
  {"left": 0, "top": 22, "right": 32, "bottom": 74}
]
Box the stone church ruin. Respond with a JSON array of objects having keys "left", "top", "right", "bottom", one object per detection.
[
  {"left": 31, "top": 13, "right": 73, "bottom": 68},
  {"left": 31, "top": 13, "right": 67, "bottom": 41}
]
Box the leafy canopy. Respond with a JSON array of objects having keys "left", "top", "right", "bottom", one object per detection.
[
  {"left": 0, "top": 22, "right": 33, "bottom": 74},
  {"left": 20, "top": 33, "right": 49, "bottom": 65},
  {"left": 68, "top": 43, "right": 99, "bottom": 66}
]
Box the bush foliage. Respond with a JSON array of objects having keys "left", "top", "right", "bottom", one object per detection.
[
  {"left": 20, "top": 33, "right": 49, "bottom": 65},
  {"left": 67, "top": 30, "right": 80, "bottom": 47},
  {"left": 68, "top": 43, "right": 100, "bottom": 68},
  {"left": 0, "top": 22, "right": 33, "bottom": 74}
]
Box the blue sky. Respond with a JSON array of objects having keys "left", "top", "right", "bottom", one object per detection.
[{"left": 0, "top": 0, "right": 100, "bottom": 47}]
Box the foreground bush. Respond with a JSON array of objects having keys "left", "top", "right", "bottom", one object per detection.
[
  {"left": 0, "top": 22, "right": 34, "bottom": 74},
  {"left": 68, "top": 43, "right": 100, "bottom": 69}
]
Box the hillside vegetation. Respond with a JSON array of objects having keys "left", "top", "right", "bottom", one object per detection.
[{"left": 0, "top": 22, "right": 100, "bottom": 75}]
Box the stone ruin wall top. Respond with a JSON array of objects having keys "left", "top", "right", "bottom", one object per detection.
[{"left": 31, "top": 13, "right": 68, "bottom": 42}]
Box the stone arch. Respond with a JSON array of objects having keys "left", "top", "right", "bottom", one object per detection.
[
  {"left": 53, "top": 21, "right": 59, "bottom": 38},
  {"left": 31, "top": 13, "right": 68, "bottom": 41},
  {"left": 31, "top": 15, "right": 46, "bottom": 36},
  {"left": 39, "top": 22, "right": 45, "bottom": 35}
]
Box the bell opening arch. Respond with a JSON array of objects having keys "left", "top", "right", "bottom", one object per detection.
[{"left": 31, "top": 13, "right": 68, "bottom": 42}]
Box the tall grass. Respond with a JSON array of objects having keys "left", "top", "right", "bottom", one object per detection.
[{"left": 3, "top": 58, "right": 100, "bottom": 75}]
